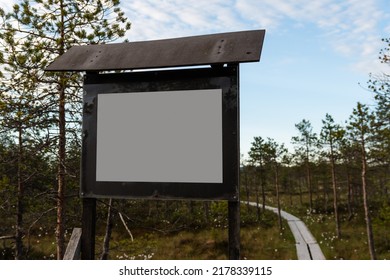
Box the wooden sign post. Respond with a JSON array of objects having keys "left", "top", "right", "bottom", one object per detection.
[{"left": 46, "top": 30, "right": 265, "bottom": 260}]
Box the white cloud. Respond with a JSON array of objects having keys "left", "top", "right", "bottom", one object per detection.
[
  {"left": 0, "top": 0, "right": 14, "bottom": 12},
  {"left": 122, "top": 0, "right": 386, "bottom": 64},
  {"left": 122, "top": 0, "right": 247, "bottom": 40},
  {"left": 233, "top": 0, "right": 387, "bottom": 73},
  {"left": 0, "top": 0, "right": 387, "bottom": 74}
]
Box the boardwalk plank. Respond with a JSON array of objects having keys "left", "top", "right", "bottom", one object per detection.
[{"left": 242, "top": 201, "right": 326, "bottom": 260}]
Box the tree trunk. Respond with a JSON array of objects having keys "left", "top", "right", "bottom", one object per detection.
[
  {"left": 385, "top": 165, "right": 389, "bottom": 200},
  {"left": 255, "top": 184, "right": 261, "bottom": 221},
  {"left": 322, "top": 179, "right": 328, "bottom": 211},
  {"left": 56, "top": 79, "right": 66, "bottom": 260},
  {"left": 275, "top": 164, "right": 282, "bottom": 232},
  {"left": 260, "top": 168, "right": 266, "bottom": 213},
  {"left": 361, "top": 138, "right": 376, "bottom": 260},
  {"left": 380, "top": 175, "right": 388, "bottom": 200},
  {"left": 261, "top": 183, "right": 266, "bottom": 213},
  {"left": 330, "top": 143, "right": 341, "bottom": 238},
  {"left": 306, "top": 156, "right": 313, "bottom": 212},
  {"left": 203, "top": 201, "right": 210, "bottom": 223},
  {"left": 244, "top": 169, "right": 250, "bottom": 212},
  {"left": 288, "top": 172, "right": 293, "bottom": 207},
  {"left": 56, "top": 0, "right": 67, "bottom": 260},
  {"left": 15, "top": 126, "right": 23, "bottom": 259},
  {"left": 299, "top": 177, "right": 303, "bottom": 206},
  {"left": 316, "top": 179, "right": 320, "bottom": 201},
  {"left": 347, "top": 171, "right": 353, "bottom": 220},
  {"left": 101, "top": 199, "right": 114, "bottom": 260}
]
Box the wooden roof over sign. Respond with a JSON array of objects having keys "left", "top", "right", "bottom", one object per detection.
[{"left": 46, "top": 30, "right": 265, "bottom": 72}]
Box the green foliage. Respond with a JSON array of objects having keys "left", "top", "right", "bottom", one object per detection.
[
  {"left": 0, "top": 0, "right": 132, "bottom": 126},
  {"left": 292, "top": 119, "right": 319, "bottom": 160},
  {"left": 0, "top": 0, "right": 131, "bottom": 259},
  {"left": 320, "top": 114, "right": 345, "bottom": 154},
  {"left": 374, "top": 202, "right": 390, "bottom": 228},
  {"left": 347, "top": 103, "right": 376, "bottom": 144}
]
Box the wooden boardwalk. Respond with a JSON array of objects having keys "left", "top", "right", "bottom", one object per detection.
[{"left": 244, "top": 202, "right": 326, "bottom": 260}]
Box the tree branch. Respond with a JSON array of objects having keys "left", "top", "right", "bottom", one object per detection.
[
  {"left": 118, "top": 212, "right": 133, "bottom": 242},
  {"left": 0, "top": 235, "right": 15, "bottom": 240}
]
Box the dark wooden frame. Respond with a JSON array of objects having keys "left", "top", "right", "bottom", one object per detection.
[{"left": 81, "top": 65, "right": 239, "bottom": 201}]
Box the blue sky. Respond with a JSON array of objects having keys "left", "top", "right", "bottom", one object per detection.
[
  {"left": 1, "top": 0, "right": 389, "bottom": 157},
  {"left": 117, "top": 0, "right": 389, "bottom": 156},
  {"left": 122, "top": 0, "right": 390, "bottom": 158}
]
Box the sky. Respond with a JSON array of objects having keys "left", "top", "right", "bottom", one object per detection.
[
  {"left": 1, "top": 0, "right": 389, "bottom": 158},
  {"left": 118, "top": 0, "right": 390, "bottom": 157}
]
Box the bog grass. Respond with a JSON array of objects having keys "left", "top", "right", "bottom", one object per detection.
[
  {"left": 100, "top": 221, "right": 296, "bottom": 260},
  {"left": 267, "top": 192, "right": 390, "bottom": 260},
  {"left": 5, "top": 192, "right": 388, "bottom": 260},
  {"left": 1, "top": 202, "right": 297, "bottom": 260},
  {"left": 95, "top": 203, "right": 297, "bottom": 260}
]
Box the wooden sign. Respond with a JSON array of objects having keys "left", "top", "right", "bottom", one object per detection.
[{"left": 81, "top": 66, "right": 239, "bottom": 201}]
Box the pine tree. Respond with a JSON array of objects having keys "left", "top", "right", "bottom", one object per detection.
[
  {"left": 264, "top": 138, "right": 287, "bottom": 232},
  {"left": 347, "top": 103, "right": 376, "bottom": 260},
  {"left": 0, "top": 0, "right": 131, "bottom": 259},
  {"left": 0, "top": 25, "right": 53, "bottom": 258},
  {"left": 368, "top": 38, "right": 390, "bottom": 198},
  {"left": 320, "top": 113, "right": 345, "bottom": 238},
  {"left": 292, "top": 119, "right": 318, "bottom": 212},
  {"left": 248, "top": 136, "right": 267, "bottom": 219}
]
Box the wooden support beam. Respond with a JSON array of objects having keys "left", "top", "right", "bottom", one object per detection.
[
  {"left": 81, "top": 198, "right": 96, "bottom": 260},
  {"left": 228, "top": 200, "right": 240, "bottom": 260}
]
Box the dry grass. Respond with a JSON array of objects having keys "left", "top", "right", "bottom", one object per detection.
[
  {"left": 264, "top": 192, "right": 390, "bottom": 260},
  {"left": 101, "top": 222, "right": 296, "bottom": 260}
]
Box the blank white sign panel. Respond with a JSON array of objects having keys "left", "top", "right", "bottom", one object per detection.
[{"left": 96, "top": 89, "right": 223, "bottom": 183}]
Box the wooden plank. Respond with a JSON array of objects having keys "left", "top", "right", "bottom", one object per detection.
[
  {"left": 308, "top": 243, "right": 326, "bottom": 260},
  {"left": 46, "top": 30, "right": 265, "bottom": 72},
  {"left": 242, "top": 201, "right": 326, "bottom": 260},
  {"left": 264, "top": 205, "right": 278, "bottom": 214},
  {"left": 279, "top": 210, "right": 300, "bottom": 221},
  {"left": 295, "top": 244, "right": 311, "bottom": 260},
  {"left": 287, "top": 221, "right": 306, "bottom": 245},
  {"left": 295, "top": 220, "right": 317, "bottom": 244},
  {"left": 63, "top": 228, "right": 82, "bottom": 260}
]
